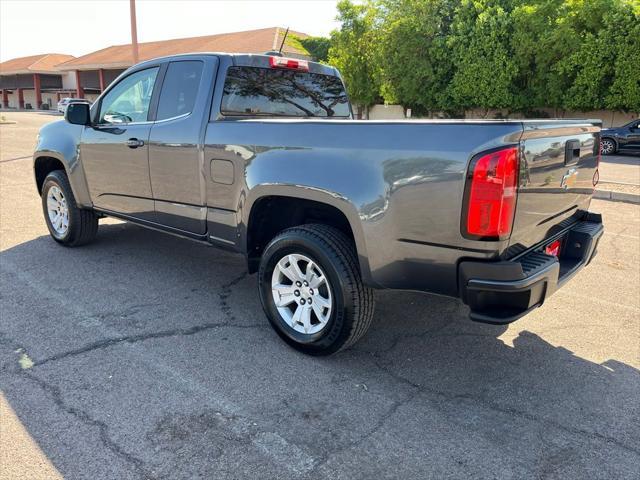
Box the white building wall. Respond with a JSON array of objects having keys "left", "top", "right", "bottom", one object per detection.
[
  {"left": 6, "top": 91, "right": 18, "bottom": 108},
  {"left": 366, "top": 104, "right": 639, "bottom": 128},
  {"left": 22, "top": 90, "right": 37, "bottom": 108},
  {"left": 61, "top": 71, "right": 77, "bottom": 90},
  {"left": 368, "top": 104, "right": 406, "bottom": 120},
  {"left": 42, "top": 92, "right": 57, "bottom": 108},
  {"left": 3, "top": 90, "right": 56, "bottom": 110}
]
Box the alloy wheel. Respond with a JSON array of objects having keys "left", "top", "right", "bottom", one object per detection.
[
  {"left": 46, "top": 185, "right": 69, "bottom": 236},
  {"left": 271, "top": 253, "right": 333, "bottom": 335},
  {"left": 600, "top": 139, "right": 615, "bottom": 155}
]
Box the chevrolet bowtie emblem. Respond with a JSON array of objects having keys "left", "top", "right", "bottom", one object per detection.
[{"left": 561, "top": 168, "right": 578, "bottom": 189}]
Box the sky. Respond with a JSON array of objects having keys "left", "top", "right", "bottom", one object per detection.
[{"left": 0, "top": 0, "right": 341, "bottom": 62}]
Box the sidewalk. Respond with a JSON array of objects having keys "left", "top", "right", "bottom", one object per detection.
[
  {"left": 596, "top": 153, "right": 640, "bottom": 204},
  {"left": 599, "top": 153, "right": 640, "bottom": 183}
]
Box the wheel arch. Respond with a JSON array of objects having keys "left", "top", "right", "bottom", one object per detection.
[
  {"left": 33, "top": 151, "right": 92, "bottom": 207},
  {"left": 243, "top": 186, "right": 373, "bottom": 285},
  {"left": 34, "top": 155, "right": 67, "bottom": 194}
]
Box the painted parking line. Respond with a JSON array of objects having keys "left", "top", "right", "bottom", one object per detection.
[{"left": 0, "top": 155, "right": 31, "bottom": 163}]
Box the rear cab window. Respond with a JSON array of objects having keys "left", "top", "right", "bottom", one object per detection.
[
  {"left": 156, "top": 60, "right": 204, "bottom": 121},
  {"left": 220, "top": 66, "right": 350, "bottom": 118}
]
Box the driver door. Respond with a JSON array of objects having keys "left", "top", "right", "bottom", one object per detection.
[
  {"left": 627, "top": 121, "right": 640, "bottom": 150},
  {"left": 80, "top": 66, "right": 160, "bottom": 219}
]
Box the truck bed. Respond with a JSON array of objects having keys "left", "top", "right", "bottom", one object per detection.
[{"left": 205, "top": 118, "right": 600, "bottom": 297}]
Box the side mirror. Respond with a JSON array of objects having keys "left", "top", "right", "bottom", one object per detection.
[{"left": 65, "top": 103, "right": 91, "bottom": 126}]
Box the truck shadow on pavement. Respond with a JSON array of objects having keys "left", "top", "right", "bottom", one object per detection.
[{"left": 1, "top": 222, "right": 639, "bottom": 479}]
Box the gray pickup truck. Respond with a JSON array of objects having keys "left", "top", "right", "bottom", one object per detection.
[{"left": 34, "top": 53, "right": 604, "bottom": 355}]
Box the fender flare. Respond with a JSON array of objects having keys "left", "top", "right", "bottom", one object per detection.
[
  {"left": 241, "top": 184, "right": 374, "bottom": 286},
  {"left": 33, "top": 149, "right": 92, "bottom": 208}
]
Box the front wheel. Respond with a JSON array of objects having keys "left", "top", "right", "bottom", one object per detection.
[
  {"left": 600, "top": 138, "right": 617, "bottom": 155},
  {"left": 41, "top": 170, "right": 98, "bottom": 246},
  {"left": 258, "top": 224, "right": 375, "bottom": 355}
]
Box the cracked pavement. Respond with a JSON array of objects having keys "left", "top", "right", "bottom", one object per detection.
[{"left": 1, "top": 112, "right": 639, "bottom": 479}]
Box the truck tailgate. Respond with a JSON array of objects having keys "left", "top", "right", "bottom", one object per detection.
[{"left": 507, "top": 121, "right": 601, "bottom": 255}]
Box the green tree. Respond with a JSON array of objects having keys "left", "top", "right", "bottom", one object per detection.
[
  {"left": 511, "top": 0, "right": 567, "bottom": 111},
  {"left": 377, "top": 0, "right": 455, "bottom": 115},
  {"left": 554, "top": 0, "right": 623, "bottom": 111},
  {"left": 447, "top": 0, "right": 517, "bottom": 113},
  {"left": 327, "top": 0, "right": 639, "bottom": 115},
  {"left": 605, "top": 2, "right": 640, "bottom": 111},
  {"left": 298, "top": 36, "right": 331, "bottom": 63},
  {"left": 328, "top": 0, "right": 382, "bottom": 113},
  {"left": 509, "top": 0, "right": 638, "bottom": 113}
]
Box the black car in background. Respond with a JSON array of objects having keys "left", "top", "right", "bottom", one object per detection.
[{"left": 600, "top": 119, "right": 640, "bottom": 155}]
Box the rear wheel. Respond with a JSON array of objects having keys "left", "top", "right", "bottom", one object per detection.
[
  {"left": 41, "top": 170, "right": 98, "bottom": 246},
  {"left": 600, "top": 138, "right": 617, "bottom": 155},
  {"left": 258, "top": 224, "right": 375, "bottom": 355}
]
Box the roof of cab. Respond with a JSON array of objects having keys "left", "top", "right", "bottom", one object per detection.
[{"left": 133, "top": 52, "right": 341, "bottom": 78}]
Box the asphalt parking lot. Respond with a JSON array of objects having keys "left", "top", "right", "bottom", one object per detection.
[{"left": 1, "top": 112, "right": 639, "bottom": 479}]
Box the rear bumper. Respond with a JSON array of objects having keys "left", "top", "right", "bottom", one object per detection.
[{"left": 459, "top": 213, "right": 604, "bottom": 324}]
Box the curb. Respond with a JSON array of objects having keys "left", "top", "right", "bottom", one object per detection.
[{"left": 594, "top": 189, "right": 640, "bottom": 204}]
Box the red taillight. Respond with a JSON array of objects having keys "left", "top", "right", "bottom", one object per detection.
[
  {"left": 269, "top": 56, "right": 309, "bottom": 71},
  {"left": 545, "top": 239, "right": 562, "bottom": 257},
  {"left": 464, "top": 147, "right": 519, "bottom": 240}
]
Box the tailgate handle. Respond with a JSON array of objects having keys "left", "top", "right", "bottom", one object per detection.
[{"left": 565, "top": 139, "right": 581, "bottom": 165}]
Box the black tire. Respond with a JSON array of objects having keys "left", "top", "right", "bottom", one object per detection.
[
  {"left": 600, "top": 137, "right": 617, "bottom": 155},
  {"left": 258, "top": 224, "right": 375, "bottom": 355},
  {"left": 41, "top": 170, "right": 98, "bottom": 246}
]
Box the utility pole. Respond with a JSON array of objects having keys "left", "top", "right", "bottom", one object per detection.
[{"left": 130, "top": 0, "right": 139, "bottom": 64}]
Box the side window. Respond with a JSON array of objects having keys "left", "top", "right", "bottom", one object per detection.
[
  {"left": 99, "top": 67, "right": 159, "bottom": 124},
  {"left": 156, "top": 61, "right": 204, "bottom": 121}
]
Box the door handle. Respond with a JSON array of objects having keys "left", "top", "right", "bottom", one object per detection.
[
  {"left": 564, "top": 139, "right": 580, "bottom": 165},
  {"left": 126, "top": 138, "right": 144, "bottom": 148}
]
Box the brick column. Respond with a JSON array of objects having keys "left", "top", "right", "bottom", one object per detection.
[
  {"left": 75, "top": 70, "right": 84, "bottom": 99},
  {"left": 1, "top": 89, "right": 7, "bottom": 108},
  {"left": 17, "top": 88, "right": 24, "bottom": 109},
  {"left": 98, "top": 69, "right": 106, "bottom": 92},
  {"left": 33, "top": 73, "right": 42, "bottom": 109}
]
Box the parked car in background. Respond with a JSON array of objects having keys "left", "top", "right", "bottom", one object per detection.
[
  {"left": 600, "top": 119, "right": 640, "bottom": 155},
  {"left": 33, "top": 53, "right": 603, "bottom": 355},
  {"left": 56, "top": 98, "right": 90, "bottom": 114}
]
